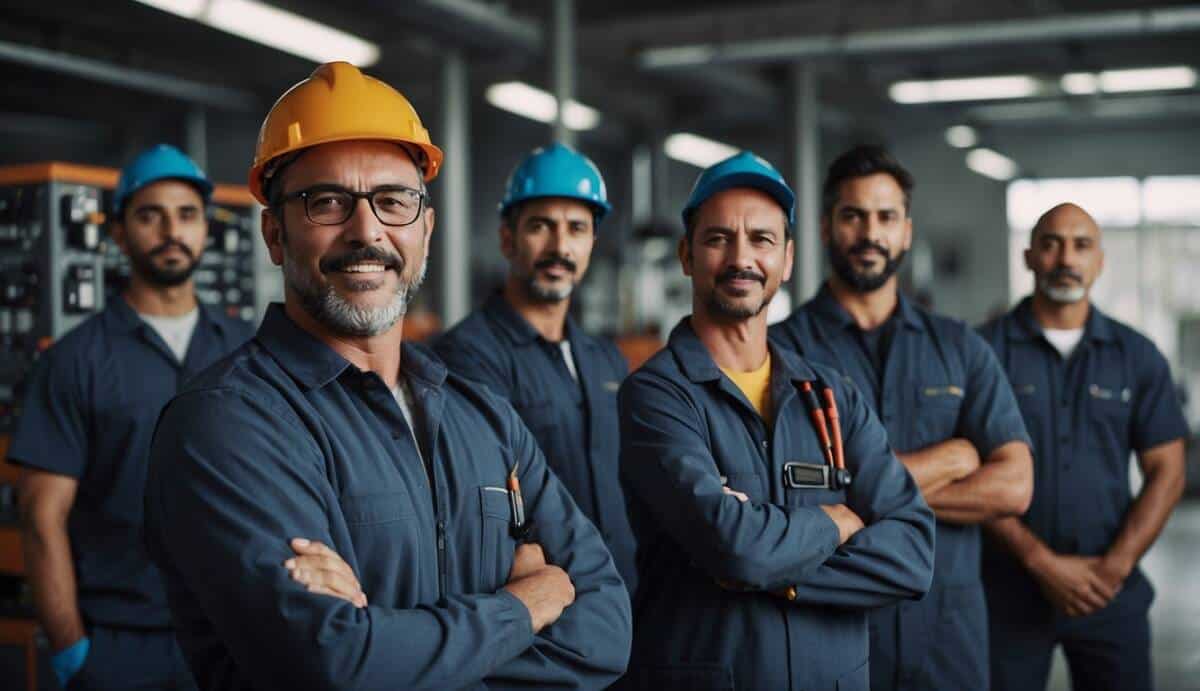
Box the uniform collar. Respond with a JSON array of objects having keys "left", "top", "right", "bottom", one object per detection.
[
  {"left": 255, "top": 303, "right": 448, "bottom": 391},
  {"left": 107, "top": 293, "right": 226, "bottom": 336},
  {"left": 807, "top": 281, "right": 924, "bottom": 333},
  {"left": 1010, "top": 296, "right": 1116, "bottom": 344},
  {"left": 667, "top": 317, "right": 817, "bottom": 384},
  {"left": 484, "top": 290, "right": 592, "bottom": 349}
]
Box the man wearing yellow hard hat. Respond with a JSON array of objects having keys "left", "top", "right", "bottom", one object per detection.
[{"left": 144, "top": 61, "right": 631, "bottom": 689}]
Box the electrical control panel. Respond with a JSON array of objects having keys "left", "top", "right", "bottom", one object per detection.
[{"left": 0, "top": 162, "right": 261, "bottom": 435}]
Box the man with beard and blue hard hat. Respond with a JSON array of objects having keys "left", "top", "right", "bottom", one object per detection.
[
  {"left": 435, "top": 143, "right": 636, "bottom": 594},
  {"left": 618, "top": 150, "right": 935, "bottom": 691},
  {"left": 143, "top": 62, "right": 630, "bottom": 690},
  {"left": 10, "top": 144, "right": 253, "bottom": 690},
  {"left": 770, "top": 145, "right": 1034, "bottom": 691},
  {"left": 979, "top": 203, "right": 1187, "bottom": 691}
]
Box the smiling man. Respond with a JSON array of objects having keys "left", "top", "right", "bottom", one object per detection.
[
  {"left": 10, "top": 144, "right": 253, "bottom": 690},
  {"left": 143, "top": 63, "right": 630, "bottom": 690},
  {"left": 435, "top": 144, "right": 635, "bottom": 594},
  {"left": 771, "top": 145, "right": 1034, "bottom": 691},
  {"left": 618, "top": 152, "right": 933, "bottom": 690},
  {"left": 978, "top": 203, "right": 1187, "bottom": 691}
]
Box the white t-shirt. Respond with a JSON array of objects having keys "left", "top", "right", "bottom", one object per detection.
[
  {"left": 559, "top": 340, "right": 579, "bottom": 383},
  {"left": 1043, "top": 327, "right": 1085, "bottom": 360},
  {"left": 140, "top": 308, "right": 200, "bottom": 363},
  {"left": 391, "top": 378, "right": 421, "bottom": 459}
]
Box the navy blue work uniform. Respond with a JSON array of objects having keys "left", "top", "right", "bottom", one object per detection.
[
  {"left": 435, "top": 292, "right": 636, "bottom": 593},
  {"left": 618, "top": 319, "right": 935, "bottom": 691},
  {"left": 771, "top": 285, "right": 1031, "bottom": 691},
  {"left": 143, "top": 304, "right": 632, "bottom": 691},
  {"left": 7, "top": 296, "right": 252, "bottom": 690},
  {"left": 978, "top": 298, "right": 1188, "bottom": 691}
]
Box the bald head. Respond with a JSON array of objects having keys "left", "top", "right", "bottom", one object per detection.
[
  {"left": 1025, "top": 202, "right": 1104, "bottom": 305},
  {"left": 1031, "top": 203, "right": 1100, "bottom": 244}
]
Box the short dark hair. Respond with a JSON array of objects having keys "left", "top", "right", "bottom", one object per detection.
[{"left": 821, "top": 145, "right": 914, "bottom": 218}]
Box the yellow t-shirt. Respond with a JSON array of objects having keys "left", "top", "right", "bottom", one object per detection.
[{"left": 720, "top": 353, "right": 772, "bottom": 421}]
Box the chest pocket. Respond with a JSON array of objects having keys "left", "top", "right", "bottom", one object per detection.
[
  {"left": 477, "top": 487, "right": 518, "bottom": 592},
  {"left": 912, "top": 384, "right": 963, "bottom": 447},
  {"left": 339, "top": 491, "right": 418, "bottom": 598},
  {"left": 1087, "top": 382, "right": 1132, "bottom": 451}
]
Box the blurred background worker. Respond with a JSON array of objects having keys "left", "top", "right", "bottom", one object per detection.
[
  {"left": 9, "top": 144, "right": 253, "bottom": 690},
  {"left": 771, "top": 145, "right": 1034, "bottom": 691},
  {"left": 143, "top": 62, "right": 630, "bottom": 690},
  {"left": 435, "top": 143, "right": 636, "bottom": 593},
  {"left": 617, "top": 152, "right": 934, "bottom": 690},
  {"left": 979, "top": 203, "right": 1188, "bottom": 691}
]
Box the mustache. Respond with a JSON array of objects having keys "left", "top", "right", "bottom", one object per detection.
[
  {"left": 848, "top": 240, "right": 889, "bottom": 257},
  {"left": 1047, "top": 267, "right": 1084, "bottom": 284},
  {"left": 534, "top": 254, "right": 577, "bottom": 274},
  {"left": 320, "top": 246, "right": 404, "bottom": 274},
  {"left": 149, "top": 240, "right": 194, "bottom": 260},
  {"left": 716, "top": 268, "right": 766, "bottom": 286}
]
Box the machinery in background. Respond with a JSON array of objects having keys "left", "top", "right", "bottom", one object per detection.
[{"left": 0, "top": 162, "right": 261, "bottom": 438}]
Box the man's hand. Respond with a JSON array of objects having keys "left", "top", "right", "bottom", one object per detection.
[
  {"left": 509, "top": 543, "right": 548, "bottom": 581},
  {"left": 1093, "top": 553, "right": 1133, "bottom": 595},
  {"left": 820, "top": 504, "right": 865, "bottom": 545},
  {"left": 946, "top": 438, "right": 982, "bottom": 480},
  {"left": 722, "top": 485, "right": 749, "bottom": 502},
  {"left": 1028, "top": 550, "right": 1118, "bottom": 617},
  {"left": 503, "top": 563, "right": 575, "bottom": 633},
  {"left": 286, "top": 538, "right": 367, "bottom": 608}
]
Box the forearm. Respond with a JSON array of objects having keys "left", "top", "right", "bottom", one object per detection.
[
  {"left": 22, "top": 523, "right": 85, "bottom": 650},
  {"left": 927, "top": 442, "right": 1033, "bottom": 524},
  {"left": 1106, "top": 443, "right": 1186, "bottom": 573},
  {"left": 897, "top": 438, "right": 975, "bottom": 496},
  {"left": 985, "top": 516, "right": 1050, "bottom": 570}
]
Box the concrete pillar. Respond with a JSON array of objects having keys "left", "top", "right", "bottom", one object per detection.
[
  {"left": 439, "top": 50, "right": 471, "bottom": 328},
  {"left": 550, "top": 0, "right": 576, "bottom": 146},
  {"left": 185, "top": 107, "right": 207, "bottom": 171},
  {"left": 787, "top": 62, "right": 821, "bottom": 303}
]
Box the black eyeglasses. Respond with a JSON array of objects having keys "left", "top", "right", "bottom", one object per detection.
[{"left": 281, "top": 184, "right": 426, "bottom": 227}]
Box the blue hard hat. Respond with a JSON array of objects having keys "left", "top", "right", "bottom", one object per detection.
[
  {"left": 499, "top": 142, "right": 611, "bottom": 223},
  {"left": 681, "top": 151, "right": 795, "bottom": 228},
  {"left": 113, "top": 144, "right": 213, "bottom": 216}
]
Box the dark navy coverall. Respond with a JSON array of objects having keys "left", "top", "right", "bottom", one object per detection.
[
  {"left": 979, "top": 298, "right": 1188, "bottom": 691},
  {"left": 8, "top": 296, "right": 252, "bottom": 690},
  {"left": 143, "top": 304, "right": 632, "bottom": 691},
  {"left": 772, "top": 285, "right": 1031, "bottom": 691},
  {"left": 435, "top": 292, "right": 636, "bottom": 593},
  {"left": 619, "top": 319, "right": 935, "bottom": 691}
]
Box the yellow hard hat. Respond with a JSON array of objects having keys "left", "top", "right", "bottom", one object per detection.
[{"left": 248, "top": 61, "right": 443, "bottom": 204}]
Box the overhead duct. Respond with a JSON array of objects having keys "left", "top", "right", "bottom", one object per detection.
[
  {"left": 639, "top": 6, "right": 1200, "bottom": 68},
  {"left": 0, "top": 39, "right": 259, "bottom": 111}
]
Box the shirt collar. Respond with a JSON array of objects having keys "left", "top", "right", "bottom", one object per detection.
[
  {"left": 484, "top": 290, "right": 591, "bottom": 349},
  {"left": 256, "top": 304, "right": 448, "bottom": 391},
  {"left": 807, "top": 281, "right": 924, "bottom": 333},
  {"left": 667, "top": 317, "right": 817, "bottom": 384},
  {"left": 108, "top": 293, "right": 225, "bottom": 336},
  {"left": 1010, "top": 296, "right": 1116, "bottom": 344}
]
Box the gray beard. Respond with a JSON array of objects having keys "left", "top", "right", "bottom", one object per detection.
[
  {"left": 284, "top": 255, "right": 427, "bottom": 337},
  {"left": 523, "top": 275, "right": 574, "bottom": 303},
  {"left": 1039, "top": 277, "right": 1086, "bottom": 304}
]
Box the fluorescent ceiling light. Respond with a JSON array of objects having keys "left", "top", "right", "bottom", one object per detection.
[
  {"left": 484, "top": 82, "right": 601, "bottom": 131},
  {"left": 966, "top": 148, "right": 1018, "bottom": 181},
  {"left": 1098, "top": 66, "right": 1197, "bottom": 93},
  {"left": 890, "top": 75, "right": 1039, "bottom": 104},
  {"left": 134, "top": 0, "right": 380, "bottom": 67},
  {"left": 663, "top": 132, "right": 739, "bottom": 169},
  {"left": 944, "top": 125, "right": 978, "bottom": 148},
  {"left": 1061, "top": 72, "right": 1100, "bottom": 95}
]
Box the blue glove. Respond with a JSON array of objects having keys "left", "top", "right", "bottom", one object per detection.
[{"left": 51, "top": 637, "right": 90, "bottom": 687}]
